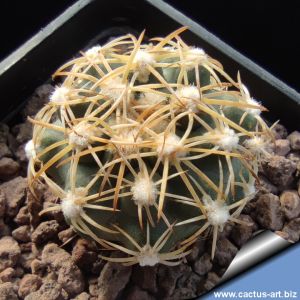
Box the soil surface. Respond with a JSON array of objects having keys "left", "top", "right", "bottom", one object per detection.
[{"left": 0, "top": 85, "right": 299, "bottom": 300}]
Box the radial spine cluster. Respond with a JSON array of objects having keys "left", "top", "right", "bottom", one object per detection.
[{"left": 28, "top": 28, "right": 273, "bottom": 266}]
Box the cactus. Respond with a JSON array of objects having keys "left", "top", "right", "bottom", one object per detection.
[{"left": 27, "top": 27, "right": 273, "bottom": 266}]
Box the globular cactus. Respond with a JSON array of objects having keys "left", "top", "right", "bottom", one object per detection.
[{"left": 27, "top": 27, "right": 273, "bottom": 267}]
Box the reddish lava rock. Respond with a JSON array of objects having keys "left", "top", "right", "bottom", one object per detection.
[
  {"left": 280, "top": 190, "right": 300, "bottom": 220},
  {"left": 255, "top": 193, "right": 284, "bottom": 231},
  {"left": 282, "top": 218, "right": 300, "bottom": 242},
  {"left": 0, "top": 236, "right": 21, "bottom": 272},
  {"left": 18, "top": 274, "right": 42, "bottom": 298},
  {"left": 31, "top": 220, "right": 60, "bottom": 245},
  {"left": 0, "top": 282, "right": 18, "bottom": 300},
  {"left": 287, "top": 131, "right": 300, "bottom": 150},
  {"left": 97, "top": 257, "right": 132, "bottom": 300},
  {"left": 0, "top": 176, "right": 27, "bottom": 217},
  {"left": 193, "top": 253, "right": 212, "bottom": 276},
  {"left": 262, "top": 155, "right": 296, "bottom": 188}
]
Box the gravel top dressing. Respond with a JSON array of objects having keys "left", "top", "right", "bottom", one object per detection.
[{"left": 0, "top": 83, "right": 299, "bottom": 300}]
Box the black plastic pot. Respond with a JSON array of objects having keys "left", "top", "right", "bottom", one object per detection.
[
  {"left": 1, "top": 0, "right": 299, "bottom": 125},
  {"left": 0, "top": 0, "right": 299, "bottom": 296}
]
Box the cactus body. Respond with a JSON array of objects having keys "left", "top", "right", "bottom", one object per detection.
[{"left": 29, "top": 28, "right": 272, "bottom": 266}]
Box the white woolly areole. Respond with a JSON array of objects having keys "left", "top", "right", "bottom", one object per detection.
[
  {"left": 244, "top": 136, "right": 264, "bottom": 150},
  {"left": 100, "top": 76, "right": 126, "bottom": 101},
  {"left": 245, "top": 97, "right": 261, "bottom": 116},
  {"left": 61, "top": 198, "right": 82, "bottom": 219},
  {"left": 217, "top": 127, "right": 239, "bottom": 151},
  {"left": 134, "top": 50, "right": 156, "bottom": 83},
  {"left": 137, "top": 245, "right": 160, "bottom": 267},
  {"left": 175, "top": 86, "right": 200, "bottom": 112},
  {"left": 185, "top": 47, "right": 206, "bottom": 69},
  {"left": 69, "top": 122, "right": 100, "bottom": 149},
  {"left": 244, "top": 135, "right": 272, "bottom": 155},
  {"left": 61, "top": 188, "right": 86, "bottom": 219},
  {"left": 157, "top": 133, "right": 187, "bottom": 158},
  {"left": 50, "top": 86, "right": 70, "bottom": 103},
  {"left": 68, "top": 132, "right": 89, "bottom": 149},
  {"left": 111, "top": 128, "right": 142, "bottom": 155},
  {"left": 187, "top": 47, "right": 205, "bottom": 57},
  {"left": 25, "top": 140, "right": 36, "bottom": 160},
  {"left": 242, "top": 84, "right": 261, "bottom": 116},
  {"left": 85, "top": 45, "right": 102, "bottom": 62},
  {"left": 134, "top": 50, "right": 156, "bottom": 66},
  {"left": 204, "top": 197, "right": 230, "bottom": 227},
  {"left": 131, "top": 175, "right": 158, "bottom": 206}
]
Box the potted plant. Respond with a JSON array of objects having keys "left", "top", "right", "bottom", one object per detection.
[{"left": 0, "top": 1, "right": 299, "bottom": 299}]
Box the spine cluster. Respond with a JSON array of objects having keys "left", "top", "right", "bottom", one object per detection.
[{"left": 28, "top": 28, "right": 273, "bottom": 266}]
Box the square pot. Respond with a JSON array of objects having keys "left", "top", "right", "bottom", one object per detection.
[
  {"left": 0, "top": 0, "right": 299, "bottom": 125},
  {"left": 0, "top": 0, "right": 298, "bottom": 297}
]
